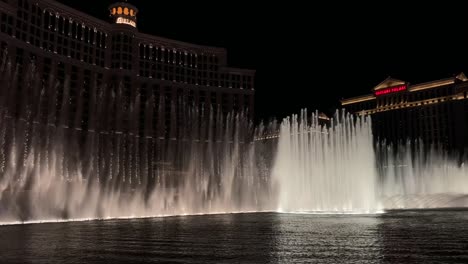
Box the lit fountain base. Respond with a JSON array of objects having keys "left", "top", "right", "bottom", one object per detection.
[
  {"left": 0, "top": 210, "right": 277, "bottom": 226},
  {"left": 382, "top": 194, "right": 468, "bottom": 210},
  {"left": 277, "top": 210, "right": 384, "bottom": 215}
]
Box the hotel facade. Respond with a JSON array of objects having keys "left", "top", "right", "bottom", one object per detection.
[
  {"left": 0, "top": 0, "right": 255, "bottom": 140},
  {"left": 341, "top": 74, "right": 468, "bottom": 154}
]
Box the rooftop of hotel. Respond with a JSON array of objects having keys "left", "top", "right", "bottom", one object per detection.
[{"left": 341, "top": 72, "right": 468, "bottom": 105}]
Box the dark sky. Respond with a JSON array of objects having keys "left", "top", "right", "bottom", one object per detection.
[{"left": 57, "top": 0, "right": 468, "bottom": 122}]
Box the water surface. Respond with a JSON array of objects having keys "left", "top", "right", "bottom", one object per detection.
[{"left": 1, "top": 211, "right": 467, "bottom": 263}]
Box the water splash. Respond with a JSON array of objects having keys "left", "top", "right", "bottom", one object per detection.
[
  {"left": 272, "top": 109, "right": 381, "bottom": 213},
  {"left": 379, "top": 143, "right": 468, "bottom": 209},
  {"left": 272, "top": 110, "right": 468, "bottom": 213}
]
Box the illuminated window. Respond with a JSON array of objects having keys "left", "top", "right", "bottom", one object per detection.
[
  {"left": 117, "top": 7, "right": 122, "bottom": 15},
  {"left": 112, "top": 8, "right": 116, "bottom": 15},
  {"left": 124, "top": 8, "right": 129, "bottom": 15},
  {"left": 130, "top": 9, "right": 134, "bottom": 16}
]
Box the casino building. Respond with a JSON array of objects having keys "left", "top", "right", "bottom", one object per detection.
[
  {"left": 0, "top": 0, "right": 255, "bottom": 139},
  {"left": 341, "top": 74, "right": 468, "bottom": 154}
]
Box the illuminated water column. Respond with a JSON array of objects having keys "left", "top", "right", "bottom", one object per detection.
[{"left": 273, "top": 110, "right": 381, "bottom": 213}]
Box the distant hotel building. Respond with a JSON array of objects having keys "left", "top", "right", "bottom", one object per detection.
[
  {"left": 341, "top": 74, "right": 468, "bottom": 154},
  {"left": 0, "top": 0, "right": 255, "bottom": 139}
]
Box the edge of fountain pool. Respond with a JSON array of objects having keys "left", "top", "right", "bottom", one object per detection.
[{"left": 0, "top": 210, "right": 279, "bottom": 226}]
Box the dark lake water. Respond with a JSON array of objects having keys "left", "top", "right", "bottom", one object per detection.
[{"left": 1, "top": 210, "right": 468, "bottom": 263}]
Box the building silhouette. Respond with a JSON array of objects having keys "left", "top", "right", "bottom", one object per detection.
[
  {"left": 341, "top": 74, "right": 468, "bottom": 155},
  {"left": 0, "top": 0, "right": 255, "bottom": 139}
]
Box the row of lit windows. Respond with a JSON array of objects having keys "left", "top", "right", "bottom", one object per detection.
[
  {"left": 138, "top": 64, "right": 253, "bottom": 89},
  {"left": 4, "top": 2, "right": 108, "bottom": 67},
  {"left": 42, "top": 12, "right": 107, "bottom": 48},
  {"left": 350, "top": 92, "right": 456, "bottom": 112},
  {"left": 139, "top": 44, "right": 219, "bottom": 69},
  {"left": 138, "top": 65, "right": 252, "bottom": 89},
  {"left": 16, "top": 1, "right": 108, "bottom": 48},
  {"left": 130, "top": 83, "right": 253, "bottom": 108}
]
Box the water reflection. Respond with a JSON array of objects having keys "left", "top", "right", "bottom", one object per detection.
[
  {"left": 0, "top": 211, "right": 467, "bottom": 263},
  {"left": 377, "top": 210, "right": 468, "bottom": 264},
  {"left": 274, "top": 214, "right": 383, "bottom": 263}
]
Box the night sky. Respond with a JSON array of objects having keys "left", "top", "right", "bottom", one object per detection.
[{"left": 57, "top": 0, "right": 468, "bottom": 122}]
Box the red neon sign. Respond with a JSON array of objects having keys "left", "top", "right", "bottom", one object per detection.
[{"left": 374, "top": 85, "right": 407, "bottom": 96}]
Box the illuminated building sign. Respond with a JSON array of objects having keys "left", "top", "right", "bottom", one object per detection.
[
  {"left": 109, "top": 3, "right": 138, "bottom": 28},
  {"left": 116, "top": 17, "right": 137, "bottom": 27},
  {"left": 374, "top": 85, "right": 407, "bottom": 96}
]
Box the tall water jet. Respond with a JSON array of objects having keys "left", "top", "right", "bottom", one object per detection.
[{"left": 272, "top": 110, "right": 381, "bottom": 213}]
